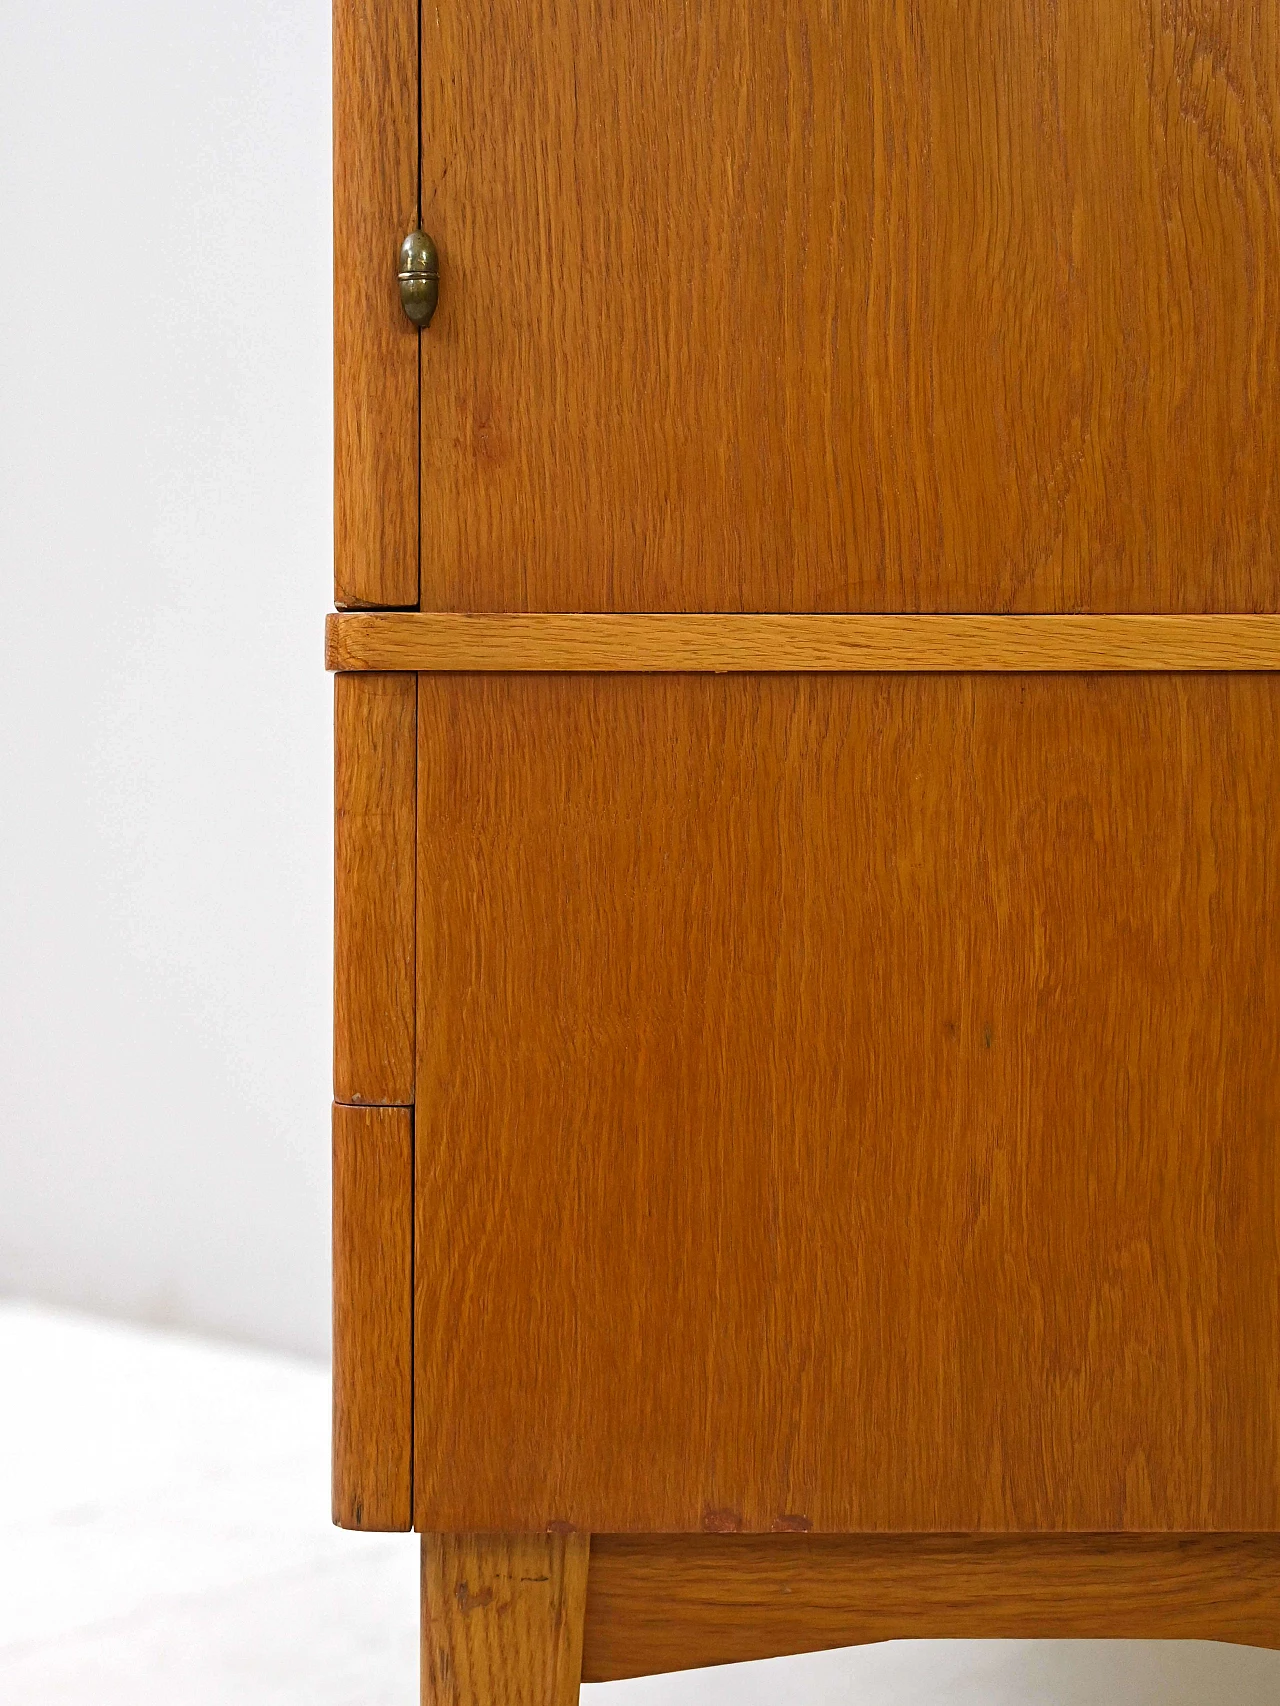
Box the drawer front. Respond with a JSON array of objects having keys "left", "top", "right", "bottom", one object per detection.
[{"left": 414, "top": 671, "right": 1280, "bottom": 1533}]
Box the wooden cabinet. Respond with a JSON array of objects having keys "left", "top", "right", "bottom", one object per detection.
[{"left": 332, "top": 3, "right": 1280, "bottom": 1698}]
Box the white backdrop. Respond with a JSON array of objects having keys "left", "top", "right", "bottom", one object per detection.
[{"left": 0, "top": 1, "right": 333, "bottom": 1356}]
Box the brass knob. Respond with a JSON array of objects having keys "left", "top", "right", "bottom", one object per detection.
[{"left": 399, "top": 230, "right": 439, "bottom": 329}]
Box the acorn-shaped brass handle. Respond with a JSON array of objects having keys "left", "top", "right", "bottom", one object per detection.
[{"left": 399, "top": 230, "right": 439, "bottom": 329}]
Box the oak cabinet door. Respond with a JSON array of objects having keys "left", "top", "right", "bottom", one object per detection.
[
  {"left": 420, "top": 2, "right": 1280, "bottom": 613},
  {"left": 413, "top": 673, "right": 1280, "bottom": 1534}
]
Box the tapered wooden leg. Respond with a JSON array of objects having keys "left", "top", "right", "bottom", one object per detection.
[{"left": 422, "top": 1533, "right": 590, "bottom": 1706}]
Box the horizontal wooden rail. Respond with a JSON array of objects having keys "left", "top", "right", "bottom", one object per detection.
[
  {"left": 327, "top": 612, "right": 1280, "bottom": 673},
  {"left": 582, "top": 1533, "right": 1280, "bottom": 1680}
]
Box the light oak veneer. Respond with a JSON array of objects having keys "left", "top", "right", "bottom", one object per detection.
[{"left": 326, "top": 612, "right": 1280, "bottom": 673}]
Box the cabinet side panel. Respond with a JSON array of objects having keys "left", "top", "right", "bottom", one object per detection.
[
  {"left": 334, "top": 671, "right": 416, "bottom": 1103},
  {"left": 333, "top": 1103, "right": 413, "bottom": 1529},
  {"left": 334, "top": 0, "right": 418, "bottom": 608}
]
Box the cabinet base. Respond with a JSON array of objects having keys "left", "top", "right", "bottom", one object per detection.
[{"left": 418, "top": 1531, "right": 1280, "bottom": 1700}]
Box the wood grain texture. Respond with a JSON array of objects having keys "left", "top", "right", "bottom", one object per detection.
[
  {"left": 333, "top": 1104, "right": 413, "bottom": 1531},
  {"left": 327, "top": 612, "right": 1280, "bottom": 673},
  {"left": 334, "top": 0, "right": 418, "bottom": 608},
  {"left": 583, "top": 1534, "right": 1280, "bottom": 1678},
  {"left": 422, "top": 1533, "right": 589, "bottom": 1706},
  {"left": 415, "top": 673, "right": 1280, "bottom": 1533},
  {"left": 334, "top": 672, "right": 416, "bottom": 1104},
  {"left": 420, "top": 0, "right": 1280, "bottom": 613}
]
